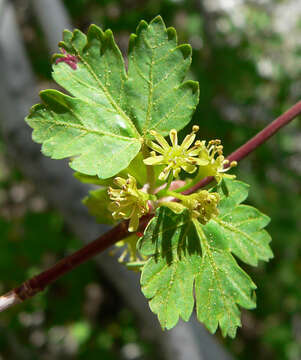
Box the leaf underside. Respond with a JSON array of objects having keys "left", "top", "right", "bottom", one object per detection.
[
  {"left": 138, "top": 179, "right": 272, "bottom": 337},
  {"left": 25, "top": 16, "right": 199, "bottom": 179}
]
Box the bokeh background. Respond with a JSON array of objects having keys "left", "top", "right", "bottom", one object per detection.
[{"left": 0, "top": 0, "right": 301, "bottom": 359}]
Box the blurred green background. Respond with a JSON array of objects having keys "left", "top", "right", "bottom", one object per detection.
[{"left": 1, "top": 0, "right": 301, "bottom": 359}]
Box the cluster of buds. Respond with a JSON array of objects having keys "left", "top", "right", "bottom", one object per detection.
[
  {"left": 161, "top": 190, "right": 220, "bottom": 224},
  {"left": 108, "top": 175, "right": 149, "bottom": 232},
  {"left": 144, "top": 126, "right": 236, "bottom": 183},
  {"left": 197, "top": 139, "right": 237, "bottom": 183},
  {"left": 144, "top": 126, "right": 205, "bottom": 180},
  {"left": 183, "top": 190, "right": 220, "bottom": 224}
]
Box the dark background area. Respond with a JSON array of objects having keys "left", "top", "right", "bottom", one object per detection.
[{"left": 0, "top": 0, "right": 301, "bottom": 359}]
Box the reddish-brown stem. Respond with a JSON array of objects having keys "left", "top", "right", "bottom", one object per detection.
[
  {"left": 0, "top": 221, "right": 128, "bottom": 311},
  {"left": 0, "top": 101, "right": 301, "bottom": 312},
  {"left": 0, "top": 214, "right": 153, "bottom": 312},
  {"left": 184, "top": 101, "right": 301, "bottom": 195}
]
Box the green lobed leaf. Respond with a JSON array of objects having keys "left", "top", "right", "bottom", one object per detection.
[
  {"left": 214, "top": 178, "right": 273, "bottom": 266},
  {"left": 26, "top": 25, "right": 142, "bottom": 179},
  {"left": 125, "top": 16, "right": 199, "bottom": 137},
  {"left": 138, "top": 207, "right": 257, "bottom": 337},
  {"left": 26, "top": 17, "right": 199, "bottom": 179},
  {"left": 139, "top": 178, "right": 273, "bottom": 338}
]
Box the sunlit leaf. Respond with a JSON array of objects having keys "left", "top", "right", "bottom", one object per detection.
[
  {"left": 125, "top": 16, "right": 199, "bottom": 137},
  {"left": 26, "top": 26, "right": 141, "bottom": 179},
  {"left": 214, "top": 179, "right": 273, "bottom": 266},
  {"left": 139, "top": 179, "right": 272, "bottom": 337},
  {"left": 26, "top": 17, "right": 199, "bottom": 179}
]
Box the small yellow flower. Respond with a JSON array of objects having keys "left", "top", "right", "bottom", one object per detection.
[
  {"left": 144, "top": 126, "right": 204, "bottom": 180},
  {"left": 108, "top": 175, "right": 149, "bottom": 232},
  {"left": 197, "top": 139, "right": 237, "bottom": 183},
  {"left": 183, "top": 190, "right": 220, "bottom": 224}
]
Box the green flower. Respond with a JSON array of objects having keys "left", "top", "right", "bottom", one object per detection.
[
  {"left": 183, "top": 190, "right": 220, "bottom": 224},
  {"left": 160, "top": 190, "right": 220, "bottom": 224},
  {"left": 197, "top": 139, "right": 237, "bottom": 183},
  {"left": 144, "top": 126, "right": 205, "bottom": 180},
  {"left": 108, "top": 175, "right": 149, "bottom": 232}
]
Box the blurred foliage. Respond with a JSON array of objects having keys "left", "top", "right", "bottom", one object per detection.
[
  {"left": 0, "top": 142, "right": 153, "bottom": 359},
  {"left": 3, "top": 0, "right": 301, "bottom": 359}
]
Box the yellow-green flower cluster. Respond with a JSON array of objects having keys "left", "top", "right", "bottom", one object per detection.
[
  {"left": 144, "top": 127, "right": 237, "bottom": 183},
  {"left": 108, "top": 175, "right": 149, "bottom": 232},
  {"left": 144, "top": 126, "right": 204, "bottom": 180},
  {"left": 183, "top": 190, "right": 220, "bottom": 224},
  {"left": 197, "top": 139, "right": 237, "bottom": 183},
  {"left": 161, "top": 190, "right": 220, "bottom": 224}
]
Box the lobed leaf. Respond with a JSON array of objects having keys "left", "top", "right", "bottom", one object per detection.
[
  {"left": 139, "top": 207, "right": 258, "bottom": 337},
  {"left": 26, "top": 17, "right": 199, "bottom": 179},
  {"left": 215, "top": 179, "right": 273, "bottom": 266},
  {"left": 139, "top": 178, "right": 273, "bottom": 337},
  {"left": 26, "top": 26, "right": 141, "bottom": 179},
  {"left": 125, "top": 16, "right": 199, "bottom": 137}
]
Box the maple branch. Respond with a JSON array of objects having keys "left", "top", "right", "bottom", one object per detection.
[
  {"left": 0, "top": 221, "right": 127, "bottom": 311},
  {"left": 184, "top": 100, "right": 301, "bottom": 195},
  {"left": 0, "top": 101, "right": 301, "bottom": 312}
]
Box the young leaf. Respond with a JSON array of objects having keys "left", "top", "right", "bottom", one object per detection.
[
  {"left": 26, "top": 25, "right": 142, "bottom": 179},
  {"left": 214, "top": 179, "right": 273, "bottom": 266},
  {"left": 125, "top": 16, "right": 199, "bottom": 137},
  {"left": 83, "top": 188, "right": 115, "bottom": 225}
]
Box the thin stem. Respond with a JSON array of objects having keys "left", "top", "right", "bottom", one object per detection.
[
  {"left": 166, "top": 190, "right": 187, "bottom": 201},
  {"left": 183, "top": 100, "right": 301, "bottom": 195},
  {"left": 0, "top": 100, "right": 300, "bottom": 313}
]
